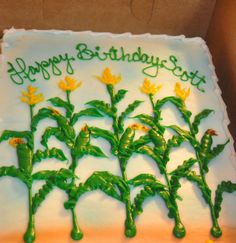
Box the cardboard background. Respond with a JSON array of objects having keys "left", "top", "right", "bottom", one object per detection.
[
  {"left": 0, "top": 0, "right": 216, "bottom": 37},
  {"left": 0, "top": 0, "right": 235, "bottom": 142},
  {"left": 206, "top": 0, "right": 236, "bottom": 144}
]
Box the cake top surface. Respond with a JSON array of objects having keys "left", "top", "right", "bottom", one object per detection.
[{"left": 0, "top": 29, "right": 235, "bottom": 243}]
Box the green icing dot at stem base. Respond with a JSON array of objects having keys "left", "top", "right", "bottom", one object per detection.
[
  {"left": 125, "top": 221, "right": 136, "bottom": 238},
  {"left": 211, "top": 226, "right": 222, "bottom": 238},
  {"left": 125, "top": 228, "right": 136, "bottom": 238},
  {"left": 71, "top": 229, "right": 84, "bottom": 240},
  {"left": 23, "top": 228, "right": 35, "bottom": 243},
  {"left": 173, "top": 222, "right": 186, "bottom": 238}
]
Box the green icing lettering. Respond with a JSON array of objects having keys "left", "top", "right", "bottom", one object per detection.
[
  {"left": 7, "top": 53, "right": 75, "bottom": 85},
  {"left": 7, "top": 43, "right": 207, "bottom": 92}
]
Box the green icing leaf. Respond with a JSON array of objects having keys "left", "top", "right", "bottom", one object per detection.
[
  {"left": 41, "top": 127, "right": 73, "bottom": 148},
  {"left": 31, "top": 108, "right": 61, "bottom": 130},
  {"left": 167, "top": 125, "right": 191, "bottom": 140},
  {"left": 169, "top": 176, "right": 182, "bottom": 202},
  {"left": 48, "top": 97, "right": 74, "bottom": 118},
  {"left": 214, "top": 181, "right": 236, "bottom": 218},
  {"left": 41, "top": 127, "right": 62, "bottom": 147},
  {"left": 70, "top": 108, "right": 103, "bottom": 126},
  {"left": 118, "top": 100, "right": 143, "bottom": 132},
  {"left": 64, "top": 183, "right": 87, "bottom": 210},
  {"left": 186, "top": 171, "right": 211, "bottom": 205},
  {"left": 131, "top": 186, "right": 156, "bottom": 218},
  {"left": 131, "top": 185, "right": 176, "bottom": 220},
  {"left": 33, "top": 148, "right": 67, "bottom": 164},
  {"left": 89, "top": 126, "right": 118, "bottom": 155},
  {"left": 135, "top": 145, "right": 165, "bottom": 174},
  {"left": 134, "top": 114, "right": 165, "bottom": 135},
  {"left": 159, "top": 190, "right": 177, "bottom": 219},
  {"left": 114, "top": 89, "right": 127, "bottom": 104},
  {"left": 32, "top": 168, "right": 77, "bottom": 213},
  {"left": 32, "top": 168, "right": 74, "bottom": 181},
  {"left": 208, "top": 140, "right": 229, "bottom": 161},
  {"left": 161, "top": 135, "right": 187, "bottom": 166},
  {"left": 32, "top": 180, "right": 53, "bottom": 214},
  {"left": 128, "top": 173, "right": 165, "bottom": 189},
  {"left": 170, "top": 158, "right": 197, "bottom": 177},
  {"left": 86, "top": 145, "right": 107, "bottom": 158},
  {"left": 84, "top": 171, "right": 128, "bottom": 202},
  {"left": 167, "top": 125, "right": 197, "bottom": 148},
  {"left": 118, "top": 127, "right": 135, "bottom": 160},
  {"left": 169, "top": 158, "right": 197, "bottom": 197},
  {"left": 86, "top": 100, "right": 114, "bottom": 117},
  {"left": 192, "top": 109, "right": 214, "bottom": 135},
  {"left": 31, "top": 108, "right": 75, "bottom": 140},
  {"left": 199, "top": 130, "right": 229, "bottom": 173},
  {"left": 129, "top": 174, "right": 173, "bottom": 219},
  {"left": 167, "top": 135, "right": 187, "bottom": 148},
  {"left": 0, "top": 166, "right": 31, "bottom": 187},
  {"left": 134, "top": 114, "right": 155, "bottom": 126},
  {"left": 133, "top": 134, "right": 151, "bottom": 150},
  {"left": 155, "top": 96, "right": 192, "bottom": 123},
  {"left": 0, "top": 130, "right": 33, "bottom": 149}
]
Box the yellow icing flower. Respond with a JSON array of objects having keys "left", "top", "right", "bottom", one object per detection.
[
  {"left": 96, "top": 68, "right": 121, "bottom": 85},
  {"left": 140, "top": 78, "right": 162, "bottom": 95},
  {"left": 174, "top": 82, "right": 190, "bottom": 101},
  {"left": 20, "top": 85, "right": 44, "bottom": 105},
  {"left": 205, "top": 240, "right": 214, "bottom": 243},
  {"left": 58, "top": 76, "right": 81, "bottom": 91},
  {"left": 129, "top": 123, "right": 149, "bottom": 132},
  {"left": 48, "top": 106, "right": 61, "bottom": 116},
  {"left": 9, "top": 138, "right": 25, "bottom": 147}
]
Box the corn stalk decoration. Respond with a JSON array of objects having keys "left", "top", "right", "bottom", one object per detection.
[
  {"left": 29, "top": 76, "right": 107, "bottom": 241},
  {"left": 0, "top": 70, "right": 235, "bottom": 242},
  {"left": 64, "top": 68, "right": 153, "bottom": 237},
  {"left": 0, "top": 86, "right": 75, "bottom": 243},
  {"left": 134, "top": 79, "right": 236, "bottom": 238}
]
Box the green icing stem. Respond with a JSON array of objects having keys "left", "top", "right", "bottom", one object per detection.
[
  {"left": 71, "top": 208, "right": 83, "bottom": 240},
  {"left": 21, "top": 104, "right": 36, "bottom": 243},
  {"left": 194, "top": 147, "right": 222, "bottom": 237},
  {"left": 66, "top": 90, "right": 84, "bottom": 240},
  {"left": 174, "top": 101, "right": 223, "bottom": 238},
  {"left": 24, "top": 187, "right": 36, "bottom": 243},
  {"left": 152, "top": 98, "right": 186, "bottom": 238},
  {"left": 66, "top": 90, "right": 72, "bottom": 107},
  {"left": 106, "top": 85, "right": 137, "bottom": 237}
]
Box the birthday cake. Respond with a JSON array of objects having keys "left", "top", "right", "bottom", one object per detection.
[{"left": 0, "top": 29, "right": 235, "bottom": 243}]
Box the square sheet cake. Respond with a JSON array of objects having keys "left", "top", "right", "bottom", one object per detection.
[{"left": 0, "top": 29, "right": 235, "bottom": 243}]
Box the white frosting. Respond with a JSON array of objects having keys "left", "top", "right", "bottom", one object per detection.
[{"left": 0, "top": 29, "right": 235, "bottom": 240}]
